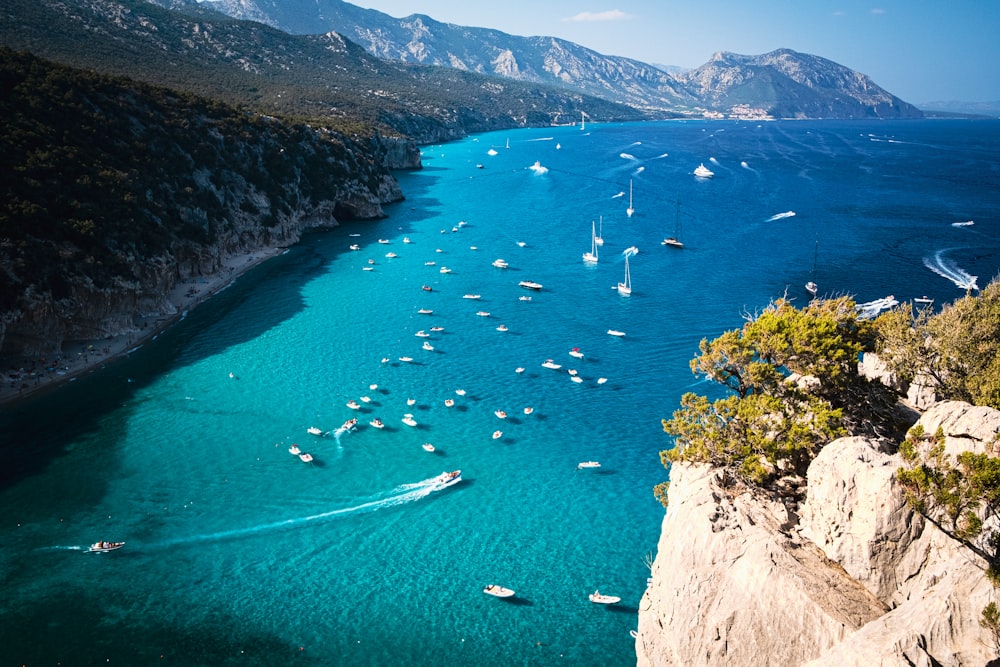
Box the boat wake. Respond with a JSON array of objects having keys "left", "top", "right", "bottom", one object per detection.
[
  {"left": 923, "top": 250, "right": 979, "bottom": 290},
  {"left": 951, "top": 220, "right": 975, "bottom": 227},
  {"left": 619, "top": 153, "right": 637, "bottom": 160},
  {"left": 140, "top": 476, "right": 451, "bottom": 551},
  {"left": 633, "top": 166, "right": 645, "bottom": 174},
  {"left": 528, "top": 161, "right": 549, "bottom": 174},
  {"left": 622, "top": 246, "right": 639, "bottom": 257},
  {"left": 611, "top": 191, "right": 625, "bottom": 199},
  {"left": 856, "top": 295, "right": 899, "bottom": 319},
  {"left": 766, "top": 211, "right": 796, "bottom": 221}
]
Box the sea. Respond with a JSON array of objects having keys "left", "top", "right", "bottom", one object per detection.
[{"left": 1, "top": 119, "right": 998, "bottom": 666}]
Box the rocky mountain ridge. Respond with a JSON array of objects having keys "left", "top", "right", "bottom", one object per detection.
[{"left": 190, "top": 0, "right": 922, "bottom": 119}]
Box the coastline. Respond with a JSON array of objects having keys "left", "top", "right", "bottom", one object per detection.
[{"left": 0, "top": 246, "right": 285, "bottom": 408}]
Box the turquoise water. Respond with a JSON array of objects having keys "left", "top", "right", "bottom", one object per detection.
[{"left": 2, "top": 120, "right": 999, "bottom": 666}]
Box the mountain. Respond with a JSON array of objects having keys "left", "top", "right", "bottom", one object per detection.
[
  {"left": 0, "top": 0, "right": 646, "bottom": 143},
  {"left": 186, "top": 0, "right": 921, "bottom": 120}
]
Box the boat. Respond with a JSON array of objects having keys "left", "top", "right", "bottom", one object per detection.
[
  {"left": 399, "top": 356, "right": 413, "bottom": 363},
  {"left": 362, "top": 266, "right": 374, "bottom": 271},
  {"left": 444, "top": 399, "right": 455, "bottom": 407},
  {"left": 569, "top": 347, "right": 584, "bottom": 359},
  {"left": 434, "top": 470, "right": 462, "bottom": 487},
  {"left": 415, "top": 330, "right": 430, "bottom": 338},
  {"left": 360, "top": 396, "right": 372, "bottom": 403},
  {"left": 401, "top": 414, "right": 418, "bottom": 427},
  {"left": 523, "top": 407, "right": 534, "bottom": 415},
  {"left": 368, "top": 258, "right": 375, "bottom": 264},
  {"left": 492, "top": 430, "right": 503, "bottom": 440},
  {"left": 571, "top": 375, "right": 583, "bottom": 383},
  {"left": 577, "top": 461, "right": 601, "bottom": 469},
  {"left": 518, "top": 296, "right": 532, "bottom": 302},
  {"left": 496, "top": 324, "right": 508, "bottom": 332},
  {"left": 589, "top": 590, "right": 621, "bottom": 604},
  {"left": 492, "top": 258, "right": 509, "bottom": 269},
  {"left": 595, "top": 215, "right": 604, "bottom": 246},
  {"left": 626, "top": 179, "right": 635, "bottom": 217},
  {"left": 378, "top": 239, "right": 390, "bottom": 244},
  {"left": 430, "top": 326, "right": 444, "bottom": 332},
  {"left": 463, "top": 294, "right": 482, "bottom": 300},
  {"left": 341, "top": 418, "right": 358, "bottom": 431},
  {"left": 369, "top": 418, "right": 384, "bottom": 429},
  {"left": 579, "top": 111, "right": 585, "bottom": 131},
  {"left": 518, "top": 280, "right": 543, "bottom": 291},
  {"left": 455, "top": 389, "right": 467, "bottom": 396},
  {"left": 439, "top": 267, "right": 452, "bottom": 274},
  {"left": 583, "top": 219, "right": 599, "bottom": 264},
  {"left": 662, "top": 201, "right": 684, "bottom": 248},
  {"left": 567, "top": 369, "right": 578, "bottom": 376},
  {"left": 476, "top": 311, "right": 491, "bottom": 317},
  {"left": 694, "top": 163, "right": 714, "bottom": 178},
  {"left": 806, "top": 240, "right": 819, "bottom": 297},
  {"left": 424, "top": 261, "right": 436, "bottom": 266},
  {"left": 385, "top": 252, "right": 397, "bottom": 258},
  {"left": 607, "top": 329, "right": 626, "bottom": 337},
  {"left": 541, "top": 360, "right": 562, "bottom": 370},
  {"left": 289, "top": 444, "right": 301, "bottom": 455},
  {"left": 299, "top": 452, "right": 314, "bottom": 463},
  {"left": 346, "top": 400, "right": 361, "bottom": 410},
  {"left": 422, "top": 341, "right": 434, "bottom": 351},
  {"left": 418, "top": 308, "right": 433, "bottom": 314},
  {"left": 307, "top": 427, "right": 326, "bottom": 436},
  {"left": 88, "top": 541, "right": 125, "bottom": 553},
  {"left": 597, "top": 377, "right": 608, "bottom": 385},
  {"left": 369, "top": 383, "right": 379, "bottom": 390},
  {"left": 914, "top": 296, "right": 935, "bottom": 305},
  {"left": 421, "top": 285, "right": 433, "bottom": 292},
  {"left": 422, "top": 443, "right": 436, "bottom": 453},
  {"left": 349, "top": 244, "right": 360, "bottom": 251},
  {"left": 403, "top": 237, "right": 412, "bottom": 244},
  {"left": 617, "top": 253, "right": 632, "bottom": 296},
  {"left": 483, "top": 584, "right": 516, "bottom": 598},
  {"left": 494, "top": 410, "right": 507, "bottom": 419},
  {"left": 516, "top": 241, "right": 526, "bottom": 247},
  {"left": 515, "top": 367, "right": 525, "bottom": 374},
  {"left": 407, "top": 398, "right": 417, "bottom": 406}
]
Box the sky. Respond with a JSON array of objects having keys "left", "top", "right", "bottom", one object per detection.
[{"left": 346, "top": 1, "right": 1000, "bottom": 104}]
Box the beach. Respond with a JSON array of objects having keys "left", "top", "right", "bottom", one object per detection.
[{"left": 0, "top": 246, "right": 284, "bottom": 406}]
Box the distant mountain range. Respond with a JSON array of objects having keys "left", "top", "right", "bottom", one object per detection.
[{"left": 182, "top": 0, "right": 923, "bottom": 120}]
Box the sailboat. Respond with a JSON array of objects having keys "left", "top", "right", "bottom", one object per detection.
[
  {"left": 617, "top": 252, "right": 632, "bottom": 296},
  {"left": 662, "top": 201, "right": 684, "bottom": 248},
  {"left": 595, "top": 215, "right": 604, "bottom": 246},
  {"left": 583, "top": 219, "right": 599, "bottom": 264},
  {"left": 626, "top": 180, "right": 634, "bottom": 218},
  {"left": 805, "top": 240, "right": 818, "bottom": 297}
]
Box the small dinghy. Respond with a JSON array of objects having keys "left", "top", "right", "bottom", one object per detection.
[{"left": 483, "top": 584, "right": 516, "bottom": 598}]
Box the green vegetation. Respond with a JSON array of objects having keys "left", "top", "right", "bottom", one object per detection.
[{"left": 875, "top": 281, "right": 1000, "bottom": 409}]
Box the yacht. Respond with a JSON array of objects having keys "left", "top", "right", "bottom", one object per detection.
[{"left": 694, "top": 163, "right": 714, "bottom": 178}]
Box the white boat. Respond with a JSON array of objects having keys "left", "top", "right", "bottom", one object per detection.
[
  {"left": 496, "top": 324, "right": 508, "bottom": 332},
  {"left": 399, "top": 356, "right": 414, "bottom": 363},
  {"left": 444, "top": 399, "right": 455, "bottom": 407},
  {"left": 418, "top": 308, "right": 433, "bottom": 314},
  {"left": 439, "top": 267, "right": 452, "bottom": 274},
  {"left": 289, "top": 444, "right": 301, "bottom": 455},
  {"left": 571, "top": 375, "right": 583, "bottom": 383},
  {"left": 541, "top": 360, "right": 562, "bottom": 370},
  {"left": 407, "top": 398, "right": 416, "bottom": 406},
  {"left": 463, "top": 294, "right": 482, "bottom": 300},
  {"left": 494, "top": 410, "right": 507, "bottom": 419},
  {"left": 515, "top": 367, "right": 525, "bottom": 374},
  {"left": 434, "top": 470, "right": 462, "bottom": 487},
  {"left": 492, "top": 258, "right": 509, "bottom": 269},
  {"left": 378, "top": 239, "right": 390, "bottom": 244},
  {"left": 424, "top": 261, "right": 436, "bottom": 266},
  {"left": 483, "top": 584, "right": 516, "bottom": 598},
  {"left": 583, "top": 219, "right": 599, "bottom": 264},
  {"left": 662, "top": 201, "right": 684, "bottom": 248},
  {"left": 476, "top": 311, "right": 491, "bottom": 317},
  {"left": 914, "top": 295, "right": 935, "bottom": 305},
  {"left": 589, "top": 590, "right": 621, "bottom": 604},
  {"left": 403, "top": 237, "right": 411, "bottom": 243},
  {"left": 402, "top": 415, "right": 418, "bottom": 427},
  {"left": 523, "top": 406, "right": 534, "bottom": 415},
  {"left": 346, "top": 400, "right": 361, "bottom": 410},
  {"left": 422, "top": 341, "right": 434, "bottom": 351},
  {"left": 307, "top": 427, "right": 326, "bottom": 436},
  {"left": 492, "top": 430, "right": 503, "bottom": 440},
  {"left": 694, "top": 163, "right": 714, "bottom": 178},
  {"left": 360, "top": 396, "right": 372, "bottom": 403},
  {"left": 516, "top": 241, "right": 526, "bottom": 247},
  {"left": 369, "top": 418, "right": 384, "bottom": 429},
  {"left": 518, "top": 296, "right": 532, "bottom": 302},
  {"left": 422, "top": 443, "right": 436, "bottom": 452},
  {"left": 577, "top": 461, "right": 601, "bottom": 469},
  {"left": 487, "top": 148, "right": 498, "bottom": 156},
  {"left": 430, "top": 326, "right": 444, "bottom": 332},
  {"left": 349, "top": 244, "right": 360, "bottom": 250},
  {"left": 597, "top": 377, "right": 608, "bottom": 385},
  {"left": 626, "top": 179, "right": 635, "bottom": 217},
  {"left": 617, "top": 253, "right": 632, "bottom": 296},
  {"left": 362, "top": 267, "right": 374, "bottom": 272},
  {"left": 595, "top": 215, "right": 604, "bottom": 246},
  {"left": 369, "top": 383, "right": 379, "bottom": 390},
  {"left": 88, "top": 541, "right": 125, "bottom": 553},
  {"left": 518, "top": 280, "right": 543, "bottom": 290},
  {"left": 340, "top": 418, "right": 358, "bottom": 431},
  {"left": 607, "top": 329, "right": 626, "bottom": 337},
  {"left": 299, "top": 452, "right": 314, "bottom": 463},
  {"left": 455, "top": 389, "right": 467, "bottom": 396},
  {"left": 569, "top": 348, "right": 584, "bottom": 359},
  {"left": 385, "top": 252, "right": 397, "bottom": 258},
  {"left": 415, "top": 330, "right": 430, "bottom": 338}
]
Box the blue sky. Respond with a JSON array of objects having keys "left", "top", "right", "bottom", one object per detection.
[{"left": 348, "top": 1, "right": 999, "bottom": 103}]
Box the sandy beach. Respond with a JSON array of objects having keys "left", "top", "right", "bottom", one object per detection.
[{"left": 0, "top": 246, "right": 285, "bottom": 406}]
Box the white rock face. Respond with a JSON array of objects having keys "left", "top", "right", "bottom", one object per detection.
[{"left": 637, "top": 401, "right": 1000, "bottom": 667}]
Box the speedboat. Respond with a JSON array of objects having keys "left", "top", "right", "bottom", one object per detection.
[
  {"left": 89, "top": 541, "right": 125, "bottom": 553},
  {"left": 496, "top": 324, "right": 508, "bottom": 332},
  {"left": 518, "top": 280, "right": 543, "bottom": 290},
  {"left": 571, "top": 375, "right": 583, "bottom": 383},
  {"left": 378, "top": 239, "right": 390, "bottom": 244},
  {"left": 439, "top": 267, "right": 452, "bottom": 274},
  {"left": 407, "top": 398, "right": 416, "bottom": 406},
  {"left": 422, "top": 341, "right": 434, "bottom": 351},
  {"left": 476, "top": 311, "right": 490, "bottom": 317},
  {"left": 569, "top": 348, "right": 584, "bottom": 358},
  {"left": 360, "top": 396, "right": 372, "bottom": 403},
  {"left": 455, "top": 389, "right": 467, "bottom": 396},
  {"left": 402, "top": 415, "right": 418, "bottom": 427},
  {"left": 403, "top": 237, "right": 412, "bottom": 244},
  {"left": 415, "top": 330, "right": 430, "bottom": 337},
  {"left": 463, "top": 294, "right": 481, "bottom": 300},
  {"left": 914, "top": 295, "right": 934, "bottom": 305},
  {"left": 515, "top": 367, "right": 525, "bottom": 374},
  {"left": 346, "top": 400, "right": 361, "bottom": 410},
  {"left": 577, "top": 461, "right": 601, "bottom": 469},
  {"left": 369, "top": 383, "right": 379, "bottom": 390},
  {"left": 589, "top": 590, "right": 621, "bottom": 604},
  {"left": 349, "top": 244, "right": 360, "bottom": 251},
  {"left": 523, "top": 407, "right": 534, "bottom": 415},
  {"left": 299, "top": 452, "right": 314, "bottom": 463},
  {"left": 424, "top": 261, "right": 436, "bottom": 266},
  {"left": 518, "top": 295, "right": 532, "bottom": 302},
  {"left": 492, "top": 258, "right": 509, "bottom": 269},
  {"left": 483, "top": 584, "right": 516, "bottom": 598},
  {"left": 597, "top": 377, "right": 608, "bottom": 385},
  {"left": 341, "top": 418, "right": 358, "bottom": 431},
  {"left": 444, "top": 399, "right": 455, "bottom": 407},
  {"left": 289, "top": 444, "right": 301, "bottom": 455},
  {"left": 385, "top": 252, "right": 397, "bottom": 258},
  {"left": 492, "top": 430, "right": 503, "bottom": 440},
  {"left": 422, "top": 443, "right": 436, "bottom": 452},
  {"left": 399, "top": 356, "right": 414, "bottom": 363},
  {"left": 434, "top": 470, "right": 462, "bottom": 487},
  {"left": 494, "top": 410, "right": 507, "bottom": 419},
  {"left": 418, "top": 308, "right": 433, "bottom": 314},
  {"left": 607, "top": 329, "right": 626, "bottom": 337},
  {"left": 694, "top": 163, "right": 714, "bottom": 178},
  {"left": 369, "top": 418, "right": 384, "bottom": 429},
  {"left": 541, "top": 360, "right": 562, "bottom": 370},
  {"left": 307, "top": 427, "right": 325, "bottom": 436}
]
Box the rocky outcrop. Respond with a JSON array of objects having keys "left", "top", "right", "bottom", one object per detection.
[{"left": 637, "top": 401, "right": 1000, "bottom": 666}]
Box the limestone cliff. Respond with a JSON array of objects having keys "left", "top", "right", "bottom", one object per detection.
[{"left": 637, "top": 401, "right": 1000, "bottom": 666}]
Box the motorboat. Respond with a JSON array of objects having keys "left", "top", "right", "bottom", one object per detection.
[
  {"left": 341, "top": 418, "right": 358, "bottom": 431},
  {"left": 571, "top": 375, "right": 583, "bottom": 383},
  {"left": 567, "top": 369, "right": 578, "bottom": 376},
  {"left": 496, "top": 324, "right": 508, "bottom": 332},
  {"left": 299, "top": 452, "right": 314, "bottom": 463},
  {"left": 455, "top": 389, "right": 467, "bottom": 396},
  {"left": 914, "top": 296, "right": 935, "bottom": 305},
  {"left": 518, "top": 295, "right": 532, "bottom": 302},
  {"left": 369, "top": 418, "right": 384, "bottom": 429},
  {"left": 494, "top": 410, "right": 507, "bottom": 419},
  {"left": 577, "top": 461, "right": 601, "bottom": 469},
  {"left": 362, "top": 266, "right": 374, "bottom": 271},
  {"left": 346, "top": 400, "right": 361, "bottom": 410},
  {"left": 403, "top": 237, "right": 412, "bottom": 243},
  {"left": 385, "top": 252, "right": 397, "bottom": 258},
  {"left": 541, "top": 360, "right": 562, "bottom": 370},
  {"left": 518, "top": 280, "right": 543, "bottom": 290},
  {"left": 597, "top": 377, "right": 608, "bottom": 385},
  {"left": 607, "top": 329, "right": 626, "bottom": 337},
  {"left": 430, "top": 326, "right": 445, "bottom": 332},
  {"left": 694, "top": 163, "right": 714, "bottom": 178},
  {"left": 407, "top": 398, "right": 417, "bottom": 406},
  {"left": 424, "top": 261, "right": 436, "bottom": 266},
  {"left": 307, "top": 427, "right": 326, "bottom": 436},
  {"left": 444, "top": 399, "right": 455, "bottom": 407},
  {"left": 349, "top": 244, "right": 360, "bottom": 250},
  {"left": 369, "top": 383, "right": 378, "bottom": 390},
  {"left": 422, "top": 341, "right": 434, "bottom": 351},
  {"left": 463, "top": 294, "right": 482, "bottom": 300},
  {"left": 360, "top": 396, "right": 372, "bottom": 403},
  {"left": 589, "top": 590, "right": 621, "bottom": 604},
  {"left": 402, "top": 414, "right": 418, "bottom": 427},
  {"left": 89, "top": 541, "right": 125, "bottom": 553},
  {"left": 289, "top": 444, "right": 301, "bottom": 455},
  {"left": 434, "top": 470, "right": 462, "bottom": 487},
  {"left": 439, "top": 267, "right": 452, "bottom": 274},
  {"left": 805, "top": 281, "right": 818, "bottom": 297},
  {"left": 492, "top": 258, "right": 509, "bottom": 269},
  {"left": 523, "top": 407, "right": 534, "bottom": 415},
  {"left": 421, "top": 285, "right": 433, "bottom": 292},
  {"left": 399, "top": 356, "right": 414, "bottom": 363},
  {"left": 378, "top": 239, "right": 390, "bottom": 244},
  {"left": 422, "top": 443, "right": 436, "bottom": 452},
  {"left": 515, "top": 367, "right": 525, "bottom": 374},
  {"left": 483, "top": 584, "right": 516, "bottom": 598},
  {"left": 418, "top": 308, "right": 433, "bottom": 315},
  {"left": 492, "top": 430, "right": 503, "bottom": 440},
  {"left": 476, "top": 311, "right": 490, "bottom": 317},
  {"left": 569, "top": 348, "right": 584, "bottom": 359}
]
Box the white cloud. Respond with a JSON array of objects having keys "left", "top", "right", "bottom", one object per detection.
[
  {"left": 563, "top": 10, "right": 630, "bottom": 23},
  {"left": 870, "top": 7, "right": 886, "bottom": 15}
]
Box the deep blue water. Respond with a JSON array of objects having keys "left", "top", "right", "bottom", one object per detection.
[{"left": 1, "top": 119, "right": 998, "bottom": 666}]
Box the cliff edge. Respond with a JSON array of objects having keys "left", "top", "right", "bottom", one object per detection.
[{"left": 637, "top": 400, "right": 1000, "bottom": 666}]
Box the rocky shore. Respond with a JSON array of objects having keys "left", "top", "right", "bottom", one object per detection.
[{"left": 636, "top": 399, "right": 1000, "bottom": 666}]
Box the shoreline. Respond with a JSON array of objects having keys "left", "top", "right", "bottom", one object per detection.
[{"left": 0, "top": 246, "right": 285, "bottom": 408}]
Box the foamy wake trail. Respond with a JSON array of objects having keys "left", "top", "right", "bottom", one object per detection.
[
  {"left": 611, "top": 191, "right": 625, "bottom": 199},
  {"left": 923, "top": 250, "right": 979, "bottom": 290},
  {"left": 766, "top": 211, "right": 796, "bottom": 221},
  {"left": 619, "top": 153, "right": 636, "bottom": 160},
  {"left": 140, "top": 477, "right": 446, "bottom": 551}
]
